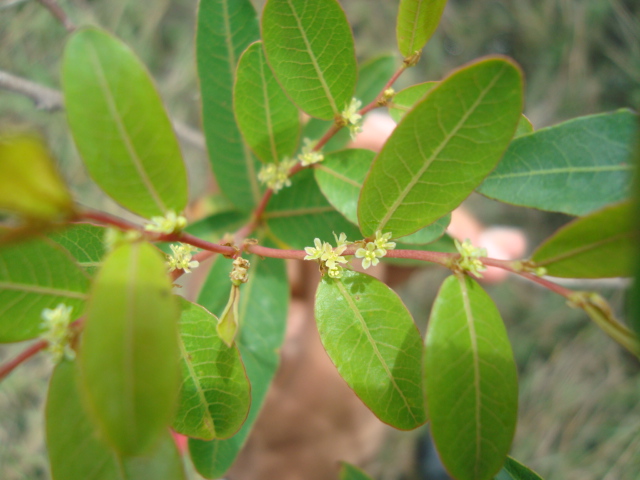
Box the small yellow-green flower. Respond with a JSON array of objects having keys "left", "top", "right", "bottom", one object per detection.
[
  {"left": 341, "top": 98, "right": 363, "bottom": 140},
  {"left": 298, "top": 138, "right": 324, "bottom": 167},
  {"left": 166, "top": 243, "right": 199, "bottom": 273},
  {"left": 230, "top": 257, "right": 250, "bottom": 285},
  {"left": 257, "top": 158, "right": 297, "bottom": 193},
  {"left": 144, "top": 210, "right": 187, "bottom": 234},
  {"left": 40, "top": 304, "right": 75, "bottom": 363},
  {"left": 304, "top": 234, "right": 350, "bottom": 278},
  {"left": 373, "top": 230, "right": 396, "bottom": 255},
  {"left": 355, "top": 231, "right": 394, "bottom": 269},
  {"left": 454, "top": 239, "right": 487, "bottom": 277}
]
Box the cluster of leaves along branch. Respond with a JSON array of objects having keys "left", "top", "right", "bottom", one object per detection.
[{"left": 0, "top": 0, "right": 638, "bottom": 479}]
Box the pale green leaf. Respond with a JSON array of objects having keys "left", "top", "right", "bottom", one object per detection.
[
  {"left": 49, "top": 224, "right": 106, "bottom": 274},
  {"left": 358, "top": 57, "right": 523, "bottom": 238},
  {"left": 478, "top": 109, "right": 638, "bottom": 215},
  {"left": 189, "top": 252, "right": 288, "bottom": 478},
  {"left": 173, "top": 297, "right": 250, "bottom": 440},
  {"left": 340, "top": 462, "right": 374, "bottom": 480},
  {"left": 494, "top": 456, "right": 544, "bottom": 480},
  {"left": 262, "top": 0, "right": 357, "bottom": 120},
  {"left": 197, "top": 0, "right": 263, "bottom": 211},
  {"left": 79, "top": 242, "right": 180, "bottom": 456},
  {"left": 0, "top": 236, "right": 88, "bottom": 342},
  {"left": 388, "top": 82, "right": 437, "bottom": 122},
  {"left": 531, "top": 201, "right": 636, "bottom": 278},
  {"left": 425, "top": 275, "right": 518, "bottom": 480},
  {"left": 397, "top": 214, "right": 450, "bottom": 244},
  {"left": 315, "top": 270, "right": 426, "bottom": 430},
  {"left": 62, "top": 27, "right": 188, "bottom": 218},
  {"left": 47, "top": 360, "right": 186, "bottom": 480},
  {"left": 265, "top": 168, "right": 361, "bottom": 249},
  {"left": 397, "top": 0, "right": 448, "bottom": 57},
  {"left": 234, "top": 41, "right": 300, "bottom": 164},
  {"left": 515, "top": 115, "right": 534, "bottom": 137}
]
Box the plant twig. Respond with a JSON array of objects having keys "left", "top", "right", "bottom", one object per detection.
[
  {"left": 0, "top": 69, "right": 206, "bottom": 150},
  {"left": 0, "top": 340, "right": 47, "bottom": 381},
  {"left": 36, "top": 0, "right": 75, "bottom": 32}
]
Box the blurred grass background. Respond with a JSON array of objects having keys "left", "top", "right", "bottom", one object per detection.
[{"left": 1, "top": 0, "right": 639, "bottom": 479}]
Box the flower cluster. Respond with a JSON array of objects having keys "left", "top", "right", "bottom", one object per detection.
[
  {"left": 454, "top": 239, "right": 487, "bottom": 277},
  {"left": 166, "top": 243, "right": 199, "bottom": 273},
  {"left": 230, "top": 257, "right": 250, "bottom": 285},
  {"left": 40, "top": 303, "right": 75, "bottom": 363},
  {"left": 340, "top": 97, "right": 363, "bottom": 140},
  {"left": 297, "top": 138, "right": 324, "bottom": 166},
  {"left": 257, "top": 158, "right": 297, "bottom": 193},
  {"left": 144, "top": 210, "right": 187, "bottom": 234},
  {"left": 355, "top": 230, "right": 396, "bottom": 269},
  {"left": 304, "top": 233, "right": 349, "bottom": 278}
]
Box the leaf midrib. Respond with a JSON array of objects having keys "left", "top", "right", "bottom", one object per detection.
[
  {"left": 535, "top": 231, "right": 633, "bottom": 266},
  {"left": 88, "top": 42, "right": 167, "bottom": 214},
  {"left": 376, "top": 66, "right": 506, "bottom": 232},
  {"left": 488, "top": 164, "right": 631, "bottom": 180},
  {"left": 0, "top": 282, "right": 87, "bottom": 299},
  {"left": 335, "top": 278, "right": 418, "bottom": 424}
]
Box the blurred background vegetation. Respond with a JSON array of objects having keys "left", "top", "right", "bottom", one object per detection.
[{"left": 1, "top": 0, "right": 639, "bottom": 479}]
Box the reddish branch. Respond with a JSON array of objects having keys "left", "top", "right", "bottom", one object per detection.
[{"left": 0, "top": 341, "right": 47, "bottom": 381}]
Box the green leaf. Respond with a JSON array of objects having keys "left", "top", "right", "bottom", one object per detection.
[
  {"left": 262, "top": 0, "right": 357, "bottom": 120},
  {"left": 531, "top": 201, "right": 636, "bottom": 278},
  {"left": 494, "top": 456, "right": 544, "bottom": 480},
  {"left": 478, "top": 109, "right": 638, "bottom": 216},
  {"left": 62, "top": 27, "right": 188, "bottom": 219},
  {"left": 49, "top": 224, "right": 106, "bottom": 274},
  {"left": 339, "top": 462, "right": 374, "bottom": 480},
  {"left": 197, "top": 0, "right": 262, "bottom": 211},
  {"left": 47, "top": 360, "right": 186, "bottom": 480},
  {"left": 314, "top": 148, "right": 376, "bottom": 224},
  {"left": 190, "top": 252, "right": 288, "bottom": 478},
  {"left": 0, "top": 236, "right": 88, "bottom": 342},
  {"left": 397, "top": 0, "right": 448, "bottom": 57},
  {"left": 173, "top": 297, "right": 250, "bottom": 440},
  {"left": 265, "top": 168, "right": 361, "bottom": 249},
  {"left": 315, "top": 270, "right": 426, "bottom": 430},
  {"left": 358, "top": 57, "right": 523, "bottom": 238},
  {"left": 388, "top": 82, "right": 437, "bottom": 122},
  {"left": 355, "top": 54, "right": 398, "bottom": 106},
  {"left": 79, "top": 241, "right": 180, "bottom": 456},
  {"left": 184, "top": 210, "right": 249, "bottom": 243},
  {"left": 397, "top": 214, "right": 450, "bottom": 244},
  {"left": 515, "top": 115, "right": 534, "bottom": 137},
  {"left": 425, "top": 275, "right": 518, "bottom": 480},
  {"left": 0, "top": 133, "right": 74, "bottom": 220},
  {"left": 234, "top": 41, "right": 300, "bottom": 164}
]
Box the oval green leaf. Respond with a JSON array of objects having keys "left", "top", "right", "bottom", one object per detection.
[
  {"left": 47, "top": 360, "right": 186, "bottom": 480},
  {"left": 478, "top": 109, "right": 638, "bottom": 216},
  {"left": 494, "top": 456, "right": 544, "bottom": 480},
  {"left": 173, "top": 296, "right": 251, "bottom": 440},
  {"left": 531, "top": 201, "right": 636, "bottom": 278},
  {"left": 189, "top": 252, "right": 288, "bottom": 479},
  {"left": 62, "top": 27, "right": 188, "bottom": 218},
  {"left": 358, "top": 57, "right": 523, "bottom": 238},
  {"left": 340, "top": 462, "right": 374, "bottom": 480},
  {"left": 234, "top": 41, "right": 300, "bottom": 164},
  {"left": 197, "top": 0, "right": 262, "bottom": 211},
  {"left": 0, "top": 133, "right": 74, "bottom": 220},
  {"left": 265, "top": 168, "right": 361, "bottom": 249},
  {"left": 49, "top": 224, "right": 106, "bottom": 274},
  {"left": 388, "top": 81, "right": 437, "bottom": 122},
  {"left": 397, "top": 0, "right": 448, "bottom": 57},
  {"left": 261, "top": 0, "right": 357, "bottom": 120},
  {"left": 79, "top": 241, "right": 180, "bottom": 456},
  {"left": 0, "top": 236, "right": 88, "bottom": 342},
  {"left": 315, "top": 270, "right": 426, "bottom": 430},
  {"left": 425, "top": 274, "right": 518, "bottom": 480}
]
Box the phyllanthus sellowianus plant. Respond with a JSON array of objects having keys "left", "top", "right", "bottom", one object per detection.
[{"left": 0, "top": 0, "right": 639, "bottom": 479}]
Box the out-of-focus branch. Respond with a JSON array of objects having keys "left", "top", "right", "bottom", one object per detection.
[
  {"left": 36, "top": 0, "right": 75, "bottom": 32},
  {"left": 0, "top": 69, "right": 206, "bottom": 150}
]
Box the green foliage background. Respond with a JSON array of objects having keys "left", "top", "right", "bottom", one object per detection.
[{"left": 0, "top": 0, "right": 639, "bottom": 479}]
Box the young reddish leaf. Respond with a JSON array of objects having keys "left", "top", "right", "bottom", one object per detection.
[
  {"left": 425, "top": 275, "right": 518, "bottom": 480},
  {"left": 315, "top": 270, "right": 426, "bottom": 430},
  {"left": 79, "top": 242, "right": 180, "bottom": 456},
  {"left": 62, "top": 27, "right": 188, "bottom": 218}
]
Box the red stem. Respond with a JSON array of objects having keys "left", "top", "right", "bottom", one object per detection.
[
  {"left": 0, "top": 340, "right": 47, "bottom": 381},
  {"left": 360, "top": 64, "right": 407, "bottom": 115}
]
